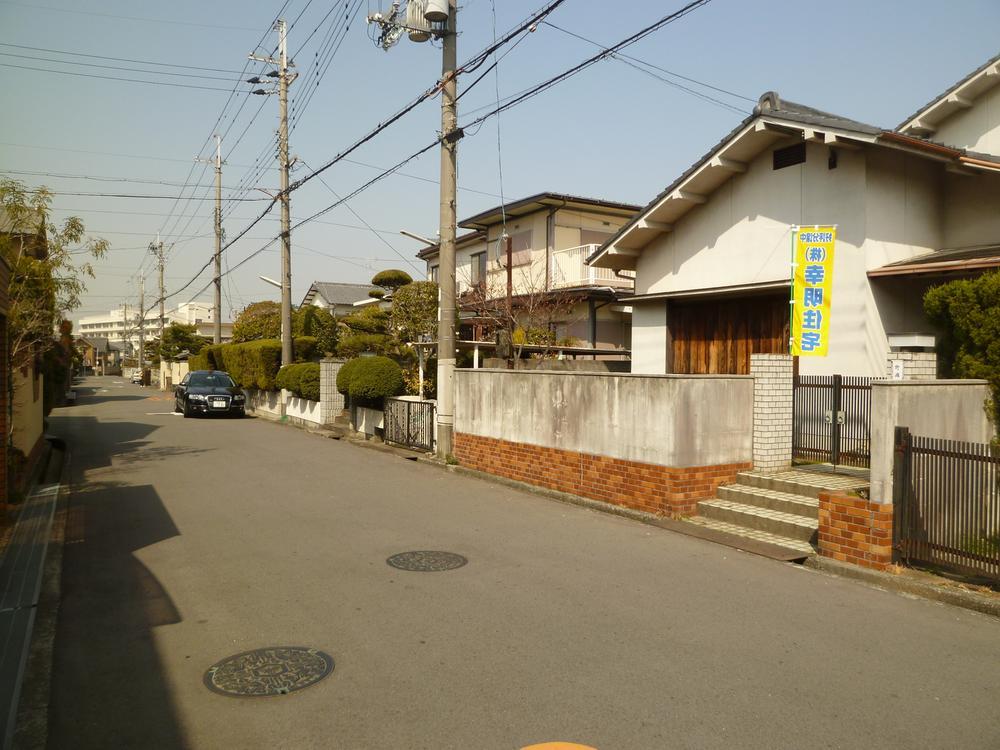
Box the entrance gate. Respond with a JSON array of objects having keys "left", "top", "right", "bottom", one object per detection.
[
  {"left": 792, "top": 374, "right": 873, "bottom": 467},
  {"left": 384, "top": 398, "right": 435, "bottom": 452}
]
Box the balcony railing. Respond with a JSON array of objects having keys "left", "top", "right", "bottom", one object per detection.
[{"left": 549, "top": 244, "right": 634, "bottom": 290}]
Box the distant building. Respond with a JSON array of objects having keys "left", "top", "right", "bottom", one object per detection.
[
  {"left": 76, "top": 301, "right": 232, "bottom": 355},
  {"left": 301, "top": 282, "right": 374, "bottom": 316}
]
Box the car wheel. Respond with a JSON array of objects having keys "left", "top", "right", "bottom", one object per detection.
[
  {"left": 234, "top": 408, "right": 245, "bottom": 418},
  {"left": 183, "top": 399, "right": 193, "bottom": 418},
  {"left": 174, "top": 400, "right": 182, "bottom": 413}
]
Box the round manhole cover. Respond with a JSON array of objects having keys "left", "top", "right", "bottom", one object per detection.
[
  {"left": 386, "top": 550, "right": 468, "bottom": 572},
  {"left": 203, "top": 646, "right": 334, "bottom": 697}
]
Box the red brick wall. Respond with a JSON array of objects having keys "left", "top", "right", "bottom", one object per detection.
[
  {"left": 818, "top": 492, "right": 894, "bottom": 570},
  {"left": 455, "top": 432, "right": 750, "bottom": 517}
]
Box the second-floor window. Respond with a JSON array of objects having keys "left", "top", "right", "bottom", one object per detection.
[
  {"left": 430, "top": 265, "right": 439, "bottom": 283},
  {"left": 499, "top": 230, "right": 532, "bottom": 267},
  {"left": 471, "top": 252, "right": 487, "bottom": 285}
]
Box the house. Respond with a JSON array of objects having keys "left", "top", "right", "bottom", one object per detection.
[
  {"left": 77, "top": 336, "right": 122, "bottom": 375},
  {"left": 417, "top": 192, "right": 640, "bottom": 355},
  {"left": 589, "top": 54, "right": 1000, "bottom": 377},
  {"left": 301, "top": 282, "right": 375, "bottom": 317}
]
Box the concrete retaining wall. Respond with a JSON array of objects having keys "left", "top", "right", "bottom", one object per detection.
[
  {"left": 455, "top": 369, "right": 753, "bottom": 467},
  {"left": 870, "top": 380, "right": 994, "bottom": 504}
]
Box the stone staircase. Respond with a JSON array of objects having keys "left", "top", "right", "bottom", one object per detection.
[{"left": 686, "top": 468, "right": 871, "bottom": 558}]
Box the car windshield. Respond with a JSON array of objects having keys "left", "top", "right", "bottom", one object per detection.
[{"left": 187, "top": 372, "right": 235, "bottom": 388}]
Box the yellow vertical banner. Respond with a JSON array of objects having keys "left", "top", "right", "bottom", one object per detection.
[{"left": 791, "top": 226, "right": 836, "bottom": 357}]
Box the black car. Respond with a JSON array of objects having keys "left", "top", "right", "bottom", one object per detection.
[{"left": 174, "top": 370, "right": 246, "bottom": 418}]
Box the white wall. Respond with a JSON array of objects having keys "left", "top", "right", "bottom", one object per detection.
[
  {"left": 631, "top": 301, "right": 667, "bottom": 374},
  {"left": 933, "top": 83, "right": 1000, "bottom": 156},
  {"left": 455, "top": 369, "right": 753, "bottom": 468},
  {"left": 869, "top": 380, "right": 994, "bottom": 504}
]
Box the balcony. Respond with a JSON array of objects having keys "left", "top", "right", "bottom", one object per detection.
[{"left": 549, "top": 244, "right": 634, "bottom": 290}]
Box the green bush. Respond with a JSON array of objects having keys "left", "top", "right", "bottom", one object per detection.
[
  {"left": 189, "top": 339, "right": 281, "bottom": 390},
  {"left": 336, "top": 357, "right": 362, "bottom": 395},
  {"left": 294, "top": 336, "right": 318, "bottom": 362},
  {"left": 298, "top": 363, "right": 321, "bottom": 401},
  {"left": 349, "top": 356, "right": 404, "bottom": 405},
  {"left": 275, "top": 362, "right": 320, "bottom": 400}
]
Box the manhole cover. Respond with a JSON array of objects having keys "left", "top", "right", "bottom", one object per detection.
[
  {"left": 386, "top": 550, "right": 468, "bottom": 572},
  {"left": 203, "top": 646, "right": 334, "bottom": 697}
]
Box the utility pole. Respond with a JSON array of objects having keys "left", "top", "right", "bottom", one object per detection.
[
  {"left": 436, "top": 0, "right": 459, "bottom": 458},
  {"left": 249, "top": 21, "right": 296, "bottom": 367},
  {"left": 149, "top": 232, "right": 165, "bottom": 351},
  {"left": 367, "top": 0, "right": 460, "bottom": 458},
  {"left": 137, "top": 275, "right": 145, "bottom": 373},
  {"left": 214, "top": 135, "right": 223, "bottom": 344}
]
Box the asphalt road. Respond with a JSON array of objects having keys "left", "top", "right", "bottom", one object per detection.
[{"left": 46, "top": 377, "right": 1000, "bottom": 749}]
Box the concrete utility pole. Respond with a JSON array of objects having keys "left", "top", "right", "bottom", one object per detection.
[
  {"left": 436, "top": 0, "right": 459, "bottom": 458},
  {"left": 249, "top": 20, "right": 296, "bottom": 367},
  {"left": 137, "top": 275, "right": 145, "bottom": 370},
  {"left": 149, "top": 232, "right": 165, "bottom": 350},
  {"left": 367, "top": 0, "right": 460, "bottom": 458},
  {"left": 214, "top": 135, "right": 224, "bottom": 344}
]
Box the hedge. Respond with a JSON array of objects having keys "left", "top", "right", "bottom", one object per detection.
[
  {"left": 294, "top": 336, "right": 318, "bottom": 362},
  {"left": 275, "top": 362, "right": 320, "bottom": 401},
  {"left": 187, "top": 339, "right": 281, "bottom": 390},
  {"left": 339, "top": 356, "right": 403, "bottom": 406}
]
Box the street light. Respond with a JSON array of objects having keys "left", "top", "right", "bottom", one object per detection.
[{"left": 258, "top": 275, "right": 285, "bottom": 347}]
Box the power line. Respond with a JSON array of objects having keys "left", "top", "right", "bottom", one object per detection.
[
  {"left": 0, "top": 62, "right": 243, "bottom": 91},
  {"left": 0, "top": 51, "right": 246, "bottom": 82},
  {"left": 0, "top": 42, "right": 247, "bottom": 74},
  {"left": 1, "top": 168, "right": 261, "bottom": 190}
]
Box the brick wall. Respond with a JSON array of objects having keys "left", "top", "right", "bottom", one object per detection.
[
  {"left": 751, "top": 354, "right": 793, "bottom": 472},
  {"left": 818, "top": 492, "right": 893, "bottom": 570},
  {"left": 886, "top": 351, "right": 937, "bottom": 381},
  {"left": 455, "top": 432, "right": 750, "bottom": 518}
]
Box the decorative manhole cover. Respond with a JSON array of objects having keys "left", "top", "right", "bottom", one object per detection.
[
  {"left": 386, "top": 550, "right": 468, "bottom": 572},
  {"left": 203, "top": 646, "right": 334, "bottom": 697}
]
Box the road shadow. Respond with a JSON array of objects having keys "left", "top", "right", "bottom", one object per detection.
[
  {"left": 48, "top": 478, "right": 188, "bottom": 750},
  {"left": 46, "top": 415, "right": 212, "bottom": 470}
]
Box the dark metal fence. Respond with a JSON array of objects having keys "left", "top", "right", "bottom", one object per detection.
[
  {"left": 793, "top": 375, "right": 873, "bottom": 467},
  {"left": 894, "top": 426, "right": 1000, "bottom": 583},
  {"left": 384, "top": 398, "right": 435, "bottom": 452}
]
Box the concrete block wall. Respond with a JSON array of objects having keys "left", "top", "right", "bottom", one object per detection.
[
  {"left": 751, "top": 354, "right": 793, "bottom": 473},
  {"left": 320, "top": 359, "right": 345, "bottom": 424},
  {"left": 886, "top": 351, "right": 937, "bottom": 381}
]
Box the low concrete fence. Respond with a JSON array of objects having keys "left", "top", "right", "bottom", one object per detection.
[
  {"left": 454, "top": 369, "right": 754, "bottom": 517},
  {"left": 243, "top": 359, "right": 346, "bottom": 428}
]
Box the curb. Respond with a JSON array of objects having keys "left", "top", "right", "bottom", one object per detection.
[
  {"left": 11, "top": 440, "right": 70, "bottom": 750},
  {"left": 803, "top": 556, "right": 1000, "bottom": 620}
]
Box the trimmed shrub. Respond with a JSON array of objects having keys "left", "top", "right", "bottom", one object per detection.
[
  {"left": 349, "top": 356, "right": 404, "bottom": 405},
  {"left": 298, "top": 363, "right": 321, "bottom": 401},
  {"left": 336, "top": 357, "right": 362, "bottom": 396},
  {"left": 275, "top": 362, "right": 320, "bottom": 400},
  {"left": 294, "top": 336, "right": 318, "bottom": 362},
  {"left": 189, "top": 339, "right": 281, "bottom": 390}
]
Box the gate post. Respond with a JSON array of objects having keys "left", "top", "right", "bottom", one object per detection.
[
  {"left": 891, "top": 425, "right": 911, "bottom": 563},
  {"left": 830, "top": 374, "right": 843, "bottom": 466},
  {"left": 751, "top": 354, "right": 794, "bottom": 472}
]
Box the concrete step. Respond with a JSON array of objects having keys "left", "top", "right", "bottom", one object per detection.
[
  {"left": 735, "top": 469, "right": 870, "bottom": 500},
  {"left": 717, "top": 484, "right": 819, "bottom": 520},
  {"left": 697, "top": 498, "right": 817, "bottom": 543},
  {"left": 683, "top": 516, "right": 815, "bottom": 557}
]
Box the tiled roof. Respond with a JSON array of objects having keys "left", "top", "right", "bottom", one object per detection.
[{"left": 305, "top": 282, "right": 373, "bottom": 307}]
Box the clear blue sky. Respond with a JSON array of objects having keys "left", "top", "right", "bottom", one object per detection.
[{"left": 2, "top": 0, "right": 998, "bottom": 324}]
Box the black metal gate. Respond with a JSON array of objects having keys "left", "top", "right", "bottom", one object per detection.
[
  {"left": 384, "top": 398, "right": 435, "bottom": 452},
  {"left": 894, "top": 426, "right": 1000, "bottom": 583},
  {"left": 793, "top": 374, "right": 873, "bottom": 467}
]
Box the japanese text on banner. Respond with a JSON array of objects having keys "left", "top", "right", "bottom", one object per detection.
[{"left": 792, "top": 226, "right": 835, "bottom": 357}]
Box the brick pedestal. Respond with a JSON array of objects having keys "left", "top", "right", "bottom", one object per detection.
[
  {"left": 818, "top": 492, "right": 894, "bottom": 570},
  {"left": 455, "top": 432, "right": 750, "bottom": 518}
]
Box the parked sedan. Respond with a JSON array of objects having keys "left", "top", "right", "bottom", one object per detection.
[{"left": 174, "top": 370, "right": 246, "bottom": 418}]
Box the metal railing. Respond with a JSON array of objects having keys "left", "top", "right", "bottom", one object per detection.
[
  {"left": 384, "top": 398, "right": 435, "bottom": 452},
  {"left": 549, "top": 244, "right": 634, "bottom": 290},
  {"left": 793, "top": 375, "right": 873, "bottom": 467},
  {"left": 894, "top": 427, "right": 1000, "bottom": 582}
]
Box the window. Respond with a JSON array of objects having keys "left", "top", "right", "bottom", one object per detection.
[
  {"left": 773, "top": 142, "right": 806, "bottom": 170},
  {"left": 430, "top": 265, "right": 439, "bottom": 282},
  {"left": 471, "top": 252, "right": 487, "bottom": 285}
]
